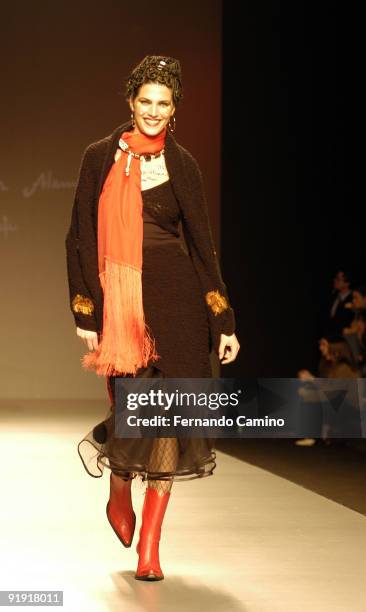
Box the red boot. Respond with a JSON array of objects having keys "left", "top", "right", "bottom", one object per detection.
[
  {"left": 106, "top": 472, "right": 136, "bottom": 548},
  {"left": 135, "top": 487, "right": 171, "bottom": 581}
]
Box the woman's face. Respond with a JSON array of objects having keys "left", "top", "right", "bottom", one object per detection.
[
  {"left": 319, "top": 338, "right": 329, "bottom": 358},
  {"left": 129, "top": 82, "right": 175, "bottom": 137}
]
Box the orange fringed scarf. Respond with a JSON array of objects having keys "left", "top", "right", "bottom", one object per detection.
[{"left": 81, "top": 128, "right": 166, "bottom": 376}]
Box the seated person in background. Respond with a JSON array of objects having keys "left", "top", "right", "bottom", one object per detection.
[
  {"left": 296, "top": 335, "right": 359, "bottom": 446},
  {"left": 298, "top": 335, "right": 359, "bottom": 380}
]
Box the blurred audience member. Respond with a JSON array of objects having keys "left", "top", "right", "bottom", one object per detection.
[
  {"left": 299, "top": 335, "right": 359, "bottom": 380},
  {"left": 326, "top": 269, "right": 354, "bottom": 335},
  {"left": 296, "top": 335, "right": 359, "bottom": 446}
]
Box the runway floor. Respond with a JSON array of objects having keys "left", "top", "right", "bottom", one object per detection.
[{"left": 1, "top": 399, "right": 366, "bottom": 612}]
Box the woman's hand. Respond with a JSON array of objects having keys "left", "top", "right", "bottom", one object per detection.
[
  {"left": 218, "top": 333, "right": 240, "bottom": 364},
  {"left": 76, "top": 327, "right": 99, "bottom": 351},
  {"left": 297, "top": 369, "right": 315, "bottom": 380}
]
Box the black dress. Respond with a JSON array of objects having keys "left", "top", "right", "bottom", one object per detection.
[{"left": 77, "top": 179, "right": 216, "bottom": 482}]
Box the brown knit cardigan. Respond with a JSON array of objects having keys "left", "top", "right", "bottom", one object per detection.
[{"left": 65, "top": 120, "right": 236, "bottom": 355}]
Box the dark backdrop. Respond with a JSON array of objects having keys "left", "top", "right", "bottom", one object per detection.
[{"left": 221, "top": 3, "right": 362, "bottom": 377}]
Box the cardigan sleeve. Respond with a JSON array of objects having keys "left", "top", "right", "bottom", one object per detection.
[
  {"left": 179, "top": 150, "right": 236, "bottom": 354},
  {"left": 65, "top": 145, "right": 98, "bottom": 331}
]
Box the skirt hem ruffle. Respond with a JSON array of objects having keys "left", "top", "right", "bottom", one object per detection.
[{"left": 77, "top": 437, "right": 216, "bottom": 483}]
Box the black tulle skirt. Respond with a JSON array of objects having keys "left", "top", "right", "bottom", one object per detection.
[
  {"left": 77, "top": 241, "right": 217, "bottom": 483},
  {"left": 77, "top": 364, "right": 216, "bottom": 482}
]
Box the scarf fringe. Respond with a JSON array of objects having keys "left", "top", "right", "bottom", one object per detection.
[{"left": 81, "top": 257, "right": 159, "bottom": 377}]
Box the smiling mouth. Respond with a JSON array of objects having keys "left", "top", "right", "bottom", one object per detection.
[{"left": 143, "top": 118, "right": 161, "bottom": 126}]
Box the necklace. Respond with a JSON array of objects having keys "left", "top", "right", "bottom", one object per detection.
[{"left": 118, "top": 137, "right": 165, "bottom": 177}]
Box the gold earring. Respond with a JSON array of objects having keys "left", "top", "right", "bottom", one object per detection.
[
  {"left": 168, "top": 116, "right": 176, "bottom": 133},
  {"left": 130, "top": 112, "right": 135, "bottom": 128}
]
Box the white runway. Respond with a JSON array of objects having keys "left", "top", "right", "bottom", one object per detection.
[{"left": 1, "top": 399, "right": 366, "bottom": 612}]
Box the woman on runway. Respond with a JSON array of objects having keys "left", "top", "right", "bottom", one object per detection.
[{"left": 65, "top": 55, "right": 240, "bottom": 581}]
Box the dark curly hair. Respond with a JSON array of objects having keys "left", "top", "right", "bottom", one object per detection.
[
  {"left": 125, "top": 55, "right": 183, "bottom": 107},
  {"left": 321, "top": 334, "right": 357, "bottom": 367}
]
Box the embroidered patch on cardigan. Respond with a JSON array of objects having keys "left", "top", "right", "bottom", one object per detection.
[
  {"left": 72, "top": 294, "right": 94, "bottom": 316},
  {"left": 205, "top": 290, "right": 229, "bottom": 316}
]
